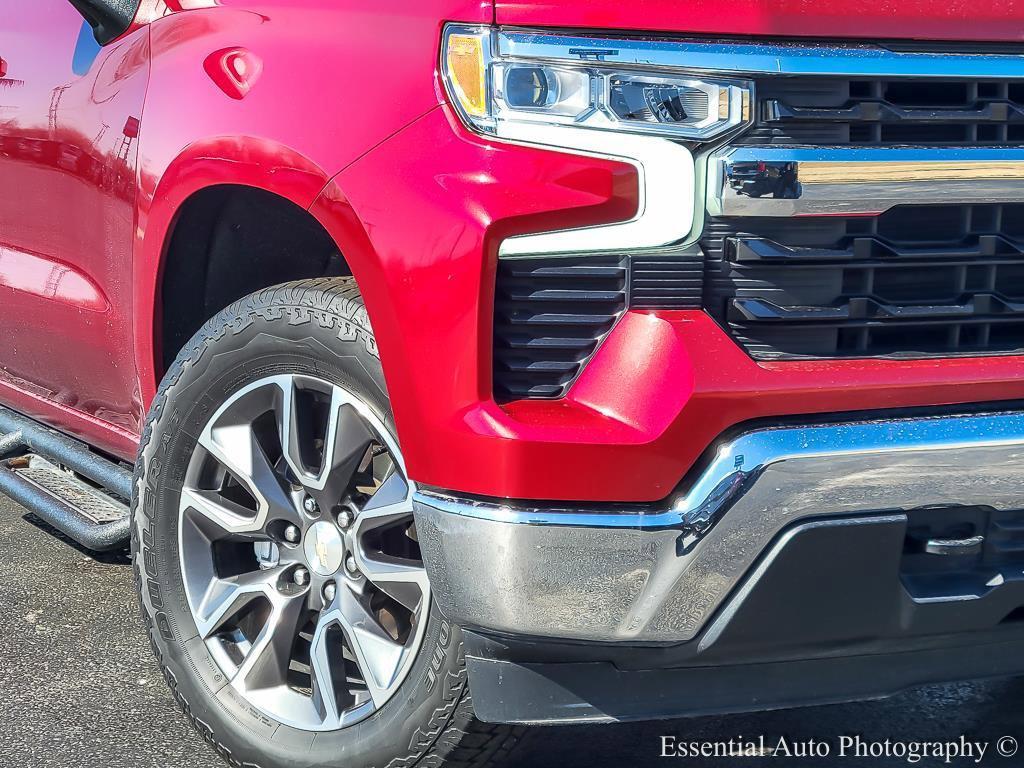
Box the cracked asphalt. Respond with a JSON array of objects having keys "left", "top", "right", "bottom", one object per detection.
[{"left": 2, "top": 494, "right": 1023, "bottom": 768}]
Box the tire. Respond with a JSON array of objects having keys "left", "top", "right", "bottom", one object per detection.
[{"left": 132, "top": 278, "right": 523, "bottom": 768}]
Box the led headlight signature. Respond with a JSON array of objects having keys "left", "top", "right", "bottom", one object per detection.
[{"left": 443, "top": 26, "right": 752, "bottom": 142}]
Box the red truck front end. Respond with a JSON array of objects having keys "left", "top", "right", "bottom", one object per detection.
[
  {"left": 8, "top": 1, "right": 1024, "bottom": 763},
  {"left": 319, "top": 4, "right": 1024, "bottom": 724}
]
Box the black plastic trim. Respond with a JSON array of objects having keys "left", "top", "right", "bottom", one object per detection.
[
  {"left": 68, "top": 0, "right": 140, "bottom": 45},
  {"left": 462, "top": 512, "right": 1024, "bottom": 723}
]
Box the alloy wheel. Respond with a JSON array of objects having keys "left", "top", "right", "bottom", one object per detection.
[{"left": 177, "top": 374, "right": 429, "bottom": 731}]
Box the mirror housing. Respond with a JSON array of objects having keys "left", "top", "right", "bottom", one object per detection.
[{"left": 68, "top": 0, "right": 140, "bottom": 45}]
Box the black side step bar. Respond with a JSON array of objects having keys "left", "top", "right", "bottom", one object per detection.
[{"left": 0, "top": 406, "right": 133, "bottom": 551}]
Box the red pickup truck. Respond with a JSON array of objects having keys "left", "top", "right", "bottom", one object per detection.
[{"left": 3, "top": 1, "right": 1024, "bottom": 766}]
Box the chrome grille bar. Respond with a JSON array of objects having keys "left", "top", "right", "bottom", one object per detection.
[{"left": 710, "top": 147, "right": 1024, "bottom": 218}]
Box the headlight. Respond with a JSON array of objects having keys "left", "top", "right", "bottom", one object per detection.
[{"left": 442, "top": 26, "right": 752, "bottom": 141}]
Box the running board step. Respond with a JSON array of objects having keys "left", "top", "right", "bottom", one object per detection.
[
  {"left": 16, "top": 457, "right": 128, "bottom": 524},
  {"left": 0, "top": 405, "right": 133, "bottom": 551}
]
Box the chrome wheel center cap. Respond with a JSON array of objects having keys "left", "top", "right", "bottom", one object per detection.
[{"left": 303, "top": 521, "right": 345, "bottom": 576}]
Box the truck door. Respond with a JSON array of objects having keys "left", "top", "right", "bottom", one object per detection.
[{"left": 0, "top": 0, "right": 149, "bottom": 439}]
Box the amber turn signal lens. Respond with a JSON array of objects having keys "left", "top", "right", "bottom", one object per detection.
[{"left": 446, "top": 34, "right": 487, "bottom": 117}]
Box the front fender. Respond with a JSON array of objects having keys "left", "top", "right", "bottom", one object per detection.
[{"left": 132, "top": 0, "right": 491, "bottom": 403}]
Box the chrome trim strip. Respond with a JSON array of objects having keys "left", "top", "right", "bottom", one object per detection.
[
  {"left": 497, "top": 30, "right": 1024, "bottom": 79},
  {"left": 413, "top": 410, "right": 1024, "bottom": 643},
  {"left": 710, "top": 147, "right": 1024, "bottom": 217}
]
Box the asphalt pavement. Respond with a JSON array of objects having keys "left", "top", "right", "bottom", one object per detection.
[{"left": 2, "top": 493, "right": 1023, "bottom": 768}]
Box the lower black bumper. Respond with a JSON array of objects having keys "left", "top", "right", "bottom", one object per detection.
[
  {"left": 462, "top": 513, "right": 1024, "bottom": 724},
  {"left": 466, "top": 634, "right": 1024, "bottom": 725}
]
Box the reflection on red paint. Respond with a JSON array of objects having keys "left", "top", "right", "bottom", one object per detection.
[
  {"left": 0, "top": 245, "right": 108, "bottom": 313},
  {"left": 123, "top": 116, "right": 140, "bottom": 138}
]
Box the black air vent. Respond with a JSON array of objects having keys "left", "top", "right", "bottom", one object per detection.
[
  {"left": 630, "top": 252, "right": 703, "bottom": 309},
  {"left": 738, "top": 77, "right": 1024, "bottom": 146},
  {"left": 493, "top": 256, "right": 626, "bottom": 400},
  {"left": 493, "top": 246, "right": 704, "bottom": 400},
  {"left": 701, "top": 205, "right": 1024, "bottom": 360}
]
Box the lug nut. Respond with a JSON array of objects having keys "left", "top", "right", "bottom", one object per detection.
[
  {"left": 293, "top": 567, "right": 310, "bottom": 587},
  {"left": 303, "top": 497, "right": 319, "bottom": 515},
  {"left": 283, "top": 525, "right": 301, "bottom": 543},
  {"left": 323, "top": 582, "right": 336, "bottom": 603},
  {"left": 344, "top": 555, "right": 359, "bottom": 575},
  {"left": 336, "top": 509, "right": 354, "bottom": 529}
]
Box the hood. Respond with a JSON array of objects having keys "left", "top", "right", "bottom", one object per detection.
[{"left": 494, "top": 0, "right": 1024, "bottom": 44}]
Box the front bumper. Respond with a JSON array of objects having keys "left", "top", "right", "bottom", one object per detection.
[
  {"left": 414, "top": 409, "right": 1024, "bottom": 721},
  {"left": 415, "top": 408, "right": 1024, "bottom": 644}
]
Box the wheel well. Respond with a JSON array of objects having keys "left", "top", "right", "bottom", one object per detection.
[{"left": 159, "top": 185, "right": 348, "bottom": 374}]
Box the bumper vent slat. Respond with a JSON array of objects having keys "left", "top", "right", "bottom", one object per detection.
[
  {"left": 493, "top": 245, "right": 703, "bottom": 400},
  {"left": 493, "top": 255, "right": 626, "bottom": 400},
  {"left": 630, "top": 255, "right": 703, "bottom": 309}
]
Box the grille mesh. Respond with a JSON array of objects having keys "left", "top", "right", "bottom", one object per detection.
[
  {"left": 738, "top": 77, "right": 1024, "bottom": 147},
  {"left": 701, "top": 205, "right": 1024, "bottom": 360}
]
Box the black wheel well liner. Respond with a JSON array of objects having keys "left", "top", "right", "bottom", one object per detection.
[{"left": 158, "top": 184, "right": 349, "bottom": 376}]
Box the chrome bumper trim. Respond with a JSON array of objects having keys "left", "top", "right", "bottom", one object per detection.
[
  {"left": 497, "top": 31, "right": 1024, "bottom": 80},
  {"left": 413, "top": 410, "right": 1024, "bottom": 644},
  {"left": 710, "top": 147, "right": 1024, "bottom": 218}
]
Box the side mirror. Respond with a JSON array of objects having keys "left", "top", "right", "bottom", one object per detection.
[{"left": 67, "top": 0, "right": 141, "bottom": 45}]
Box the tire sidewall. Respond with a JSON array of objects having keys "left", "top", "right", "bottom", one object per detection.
[{"left": 133, "top": 287, "right": 469, "bottom": 768}]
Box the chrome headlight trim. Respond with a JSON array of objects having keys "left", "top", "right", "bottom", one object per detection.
[
  {"left": 496, "top": 30, "right": 1024, "bottom": 79},
  {"left": 441, "top": 25, "right": 740, "bottom": 257}
]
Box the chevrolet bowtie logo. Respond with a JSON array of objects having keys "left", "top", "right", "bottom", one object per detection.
[{"left": 315, "top": 537, "right": 331, "bottom": 571}]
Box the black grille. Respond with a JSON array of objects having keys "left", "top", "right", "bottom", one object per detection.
[
  {"left": 629, "top": 251, "right": 703, "bottom": 309},
  {"left": 493, "top": 256, "right": 626, "bottom": 400},
  {"left": 701, "top": 204, "right": 1024, "bottom": 360},
  {"left": 493, "top": 247, "right": 703, "bottom": 399},
  {"left": 739, "top": 77, "right": 1024, "bottom": 146}
]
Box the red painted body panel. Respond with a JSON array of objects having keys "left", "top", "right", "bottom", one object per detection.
[
  {"left": 132, "top": 0, "right": 493, "bottom": 413},
  {"left": 496, "top": 0, "right": 1024, "bottom": 43},
  {"left": 0, "top": 0, "right": 491, "bottom": 459},
  {"left": 0, "top": 0, "right": 148, "bottom": 455},
  {"left": 0, "top": 0, "right": 1023, "bottom": 497}
]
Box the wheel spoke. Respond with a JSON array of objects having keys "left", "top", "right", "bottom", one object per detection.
[
  {"left": 277, "top": 376, "right": 309, "bottom": 485},
  {"left": 319, "top": 400, "right": 376, "bottom": 504},
  {"left": 194, "top": 566, "right": 286, "bottom": 638},
  {"left": 180, "top": 487, "right": 267, "bottom": 538},
  {"left": 233, "top": 589, "right": 308, "bottom": 693},
  {"left": 354, "top": 472, "right": 412, "bottom": 534},
  {"left": 358, "top": 555, "right": 428, "bottom": 614},
  {"left": 326, "top": 587, "right": 405, "bottom": 708},
  {"left": 352, "top": 472, "right": 424, "bottom": 611},
  {"left": 199, "top": 421, "right": 299, "bottom": 526},
  {"left": 309, "top": 612, "right": 343, "bottom": 723}
]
